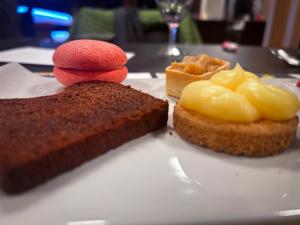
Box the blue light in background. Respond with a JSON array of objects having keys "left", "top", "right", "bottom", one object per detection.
[
  {"left": 51, "top": 31, "right": 70, "bottom": 42},
  {"left": 17, "top": 5, "right": 29, "bottom": 14},
  {"left": 32, "top": 8, "right": 72, "bottom": 22},
  {"left": 17, "top": 6, "right": 73, "bottom": 26},
  {"left": 31, "top": 8, "right": 73, "bottom": 26},
  {"left": 16, "top": 5, "right": 72, "bottom": 40}
]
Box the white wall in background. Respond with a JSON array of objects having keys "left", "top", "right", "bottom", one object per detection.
[{"left": 200, "top": 0, "right": 226, "bottom": 20}]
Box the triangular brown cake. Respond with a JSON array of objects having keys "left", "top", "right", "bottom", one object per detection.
[{"left": 0, "top": 81, "right": 168, "bottom": 194}]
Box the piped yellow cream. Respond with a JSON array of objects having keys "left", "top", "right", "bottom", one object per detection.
[{"left": 180, "top": 64, "right": 300, "bottom": 122}]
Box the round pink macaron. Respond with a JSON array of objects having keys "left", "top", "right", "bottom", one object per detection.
[
  {"left": 52, "top": 39, "right": 128, "bottom": 86},
  {"left": 54, "top": 67, "right": 128, "bottom": 86},
  {"left": 53, "top": 40, "right": 127, "bottom": 71}
]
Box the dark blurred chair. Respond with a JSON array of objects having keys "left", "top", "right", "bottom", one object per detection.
[
  {"left": 138, "top": 9, "right": 168, "bottom": 43},
  {"left": 240, "top": 21, "right": 265, "bottom": 46},
  {"left": 196, "top": 20, "right": 227, "bottom": 43},
  {"left": 0, "top": 0, "right": 22, "bottom": 38}
]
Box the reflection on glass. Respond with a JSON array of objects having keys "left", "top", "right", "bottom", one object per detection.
[{"left": 156, "top": 0, "right": 193, "bottom": 57}]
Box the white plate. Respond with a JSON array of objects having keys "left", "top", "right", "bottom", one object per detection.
[{"left": 1, "top": 64, "right": 300, "bottom": 225}]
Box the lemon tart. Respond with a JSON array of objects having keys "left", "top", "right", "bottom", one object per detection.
[{"left": 173, "top": 64, "right": 300, "bottom": 156}]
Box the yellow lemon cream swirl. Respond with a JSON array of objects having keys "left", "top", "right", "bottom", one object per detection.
[{"left": 180, "top": 64, "right": 300, "bottom": 122}]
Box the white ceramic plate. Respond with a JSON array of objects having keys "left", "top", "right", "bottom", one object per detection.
[{"left": 1, "top": 64, "right": 300, "bottom": 225}]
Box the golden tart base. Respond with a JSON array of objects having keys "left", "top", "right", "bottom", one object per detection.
[{"left": 173, "top": 103, "right": 298, "bottom": 157}]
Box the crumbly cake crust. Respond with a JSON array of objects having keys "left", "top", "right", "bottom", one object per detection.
[
  {"left": 173, "top": 103, "right": 298, "bottom": 157},
  {"left": 0, "top": 81, "right": 168, "bottom": 194}
]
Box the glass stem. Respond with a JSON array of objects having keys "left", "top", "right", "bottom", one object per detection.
[{"left": 168, "top": 23, "right": 179, "bottom": 48}]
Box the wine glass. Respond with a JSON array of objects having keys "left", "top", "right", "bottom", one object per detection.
[{"left": 156, "top": 0, "right": 193, "bottom": 57}]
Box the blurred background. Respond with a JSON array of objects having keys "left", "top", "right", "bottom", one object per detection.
[{"left": 1, "top": 0, "right": 299, "bottom": 48}]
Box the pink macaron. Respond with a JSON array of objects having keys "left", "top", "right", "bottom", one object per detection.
[
  {"left": 52, "top": 40, "right": 128, "bottom": 86},
  {"left": 54, "top": 67, "right": 128, "bottom": 86}
]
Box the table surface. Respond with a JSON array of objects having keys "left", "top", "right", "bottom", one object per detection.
[
  {"left": 124, "top": 44, "right": 300, "bottom": 77},
  {"left": 0, "top": 39, "right": 299, "bottom": 77}
]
